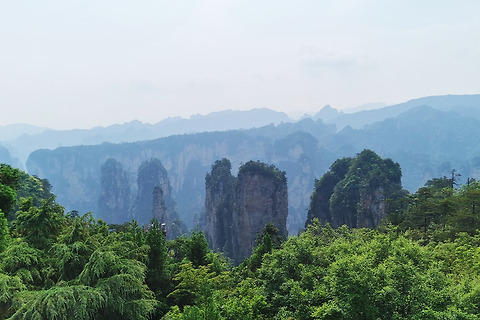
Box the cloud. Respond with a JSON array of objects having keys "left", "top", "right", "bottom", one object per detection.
[
  {"left": 127, "top": 80, "right": 158, "bottom": 93},
  {"left": 183, "top": 76, "right": 223, "bottom": 91},
  {"left": 298, "top": 45, "right": 359, "bottom": 75}
]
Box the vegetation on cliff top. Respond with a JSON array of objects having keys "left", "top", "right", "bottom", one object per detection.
[
  {"left": 238, "top": 160, "right": 287, "bottom": 186},
  {"left": 307, "top": 149, "right": 404, "bottom": 228}
]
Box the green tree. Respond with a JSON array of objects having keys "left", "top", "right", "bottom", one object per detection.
[
  {"left": 1, "top": 240, "right": 45, "bottom": 288},
  {"left": 0, "top": 164, "right": 20, "bottom": 190},
  {"left": 242, "top": 223, "right": 284, "bottom": 272},
  {"left": 146, "top": 219, "right": 170, "bottom": 317},
  {"left": 0, "top": 164, "right": 20, "bottom": 219},
  {"left": 53, "top": 213, "right": 106, "bottom": 282},
  {"left": 0, "top": 273, "right": 25, "bottom": 319},
  {"left": 0, "top": 212, "right": 9, "bottom": 253},
  {"left": 186, "top": 230, "right": 210, "bottom": 268},
  {"left": 451, "top": 181, "right": 480, "bottom": 234},
  {"left": 16, "top": 172, "right": 53, "bottom": 208},
  {"left": 0, "top": 185, "right": 16, "bottom": 219},
  {"left": 13, "top": 196, "right": 66, "bottom": 250}
]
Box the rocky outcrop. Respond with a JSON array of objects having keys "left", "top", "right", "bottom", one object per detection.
[
  {"left": 306, "top": 150, "right": 402, "bottom": 228},
  {"left": 152, "top": 186, "right": 167, "bottom": 226},
  {"left": 131, "top": 158, "right": 188, "bottom": 238},
  {"left": 205, "top": 159, "right": 235, "bottom": 255},
  {"left": 357, "top": 188, "right": 386, "bottom": 228},
  {"left": 131, "top": 158, "right": 173, "bottom": 225},
  {"left": 97, "top": 158, "right": 131, "bottom": 224},
  {"left": 232, "top": 161, "right": 288, "bottom": 263},
  {"left": 205, "top": 160, "right": 288, "bottom": 264}
]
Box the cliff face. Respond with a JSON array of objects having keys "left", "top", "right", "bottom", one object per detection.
[
  {"left": 329, "top": 188, "right": 386, "bottom": 228},
  {"left": 152, "top": 186, "right": 167, "bottom": 226},
  {"left": 131, "top": 158, "right": 173, "bottom": 225},
  {"left": 204, "top": 159, "right": 235, "bottom": 254},
  {"left": 130, "top": 158, "right": 188, "bottom": 238},
  {"left": 357, "top": 188, "right": 386, "bottom": 228},
  {"left": 306, "top": 157, "right": 352, "bottom": 227},
  {"left": 232, "top": 163, "right": 288, "bottom": 263},
  {"left": 205, "top": 160, "right": 288, "bottom": 264},
  {"left": 97, "top": 158, "right": 131, "bottom": 224}
]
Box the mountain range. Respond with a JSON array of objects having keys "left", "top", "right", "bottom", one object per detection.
[{"left": 2, "top": 94, "right": 480, "bottom": 234}]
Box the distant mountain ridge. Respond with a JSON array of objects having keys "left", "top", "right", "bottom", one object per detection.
[
  {"left": 3, "top": 95, "right": 480, "bottom": 168},
  {"left": 1, "top": 108, "right": 293, "bottom": 167},
  {"left": 326, "top": 94, "right": 480, "bottom": 130},
  {"left": 0, "top": 123, "right": 48, "bottom": 140}
]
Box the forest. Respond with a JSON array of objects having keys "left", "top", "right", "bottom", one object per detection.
[{"left": 1, "top": 155, "right": 480, "bottom": 319}]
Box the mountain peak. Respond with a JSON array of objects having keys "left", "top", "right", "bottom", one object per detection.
[{"left": 313, "top": 105, "right": 342, "bottom": 122}]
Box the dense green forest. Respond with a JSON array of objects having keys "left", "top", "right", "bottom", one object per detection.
[{"left": 2, "top": 160, "right": 480, "bottom": 319}]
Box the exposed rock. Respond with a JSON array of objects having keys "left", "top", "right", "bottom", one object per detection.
[
  {"left": 152, "top": 186, "right": 167, "bottom": 226},
  {"left": 232, "top": 161, "right": 288, "bottom": 263},
  {"left": 97, "top": 158, "right": 131, "bottom": 224},
  {"left": 357, "top": 188, "right": 386, "bottom": 228},
  {"left": 131, "top": 158, "right": 187, "bottom": 238},
  {"left": 131, "top": 159, "right": 172, "bottom": 224},
  {"left": 205, "top": 160, "right": 288, "bottom": 264},
  {"left": 204, "top": 159, "right": 235, "bottom": 255},
  {"left": 271, "top": 131, "right": 328, "bottom": 234}
]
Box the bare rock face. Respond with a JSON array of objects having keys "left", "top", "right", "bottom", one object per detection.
[
  {"left": 97, "top": 158, "right": 131, "bottom": 224},
  {"left": 205, "top": 159, "right": 235, "bottom": 255},
  {"left": 232, "top": 162, "right": 288, "bottom": 263},
  {"left": 132, "top": 158, "right": 173, "bottom": 225},
  {"left": 131, "top": 158, "right": 187, "bottom": 238},
  {"left": 357, "top": 188, "right": 386, "bottom": 228},
  {"left": 205, "top": 160, "right": 288, "bottom": 264},
  {"left": 152, "top": 186, "right": 168, "bottom": 226}
]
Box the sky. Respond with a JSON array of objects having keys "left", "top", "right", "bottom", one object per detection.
[{"left": 1, "top": 0, "right": 479, "bottom": 129}]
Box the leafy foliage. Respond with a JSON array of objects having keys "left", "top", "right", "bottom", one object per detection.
[
  {"left": 306, "top": 157, "right": 352, "bottom": 226},
  {"left": 238, "top": 160, "right": 287, "bottom": 187},
  {"left": 307, "top": 149, "right": 403, "bottom": 228},
  {"left": 12, "top": 196, "right": 66, "bottom": 250},
  {"left": 0, "top": 164, "right": 21, "bottom": 219},
  {"left": 385, "top": 176, "right": 480, "bottom": 241}
]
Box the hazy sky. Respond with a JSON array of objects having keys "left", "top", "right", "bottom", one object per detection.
[{"left": 1, "top": 0, "right": 479, "bottom": 129}]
